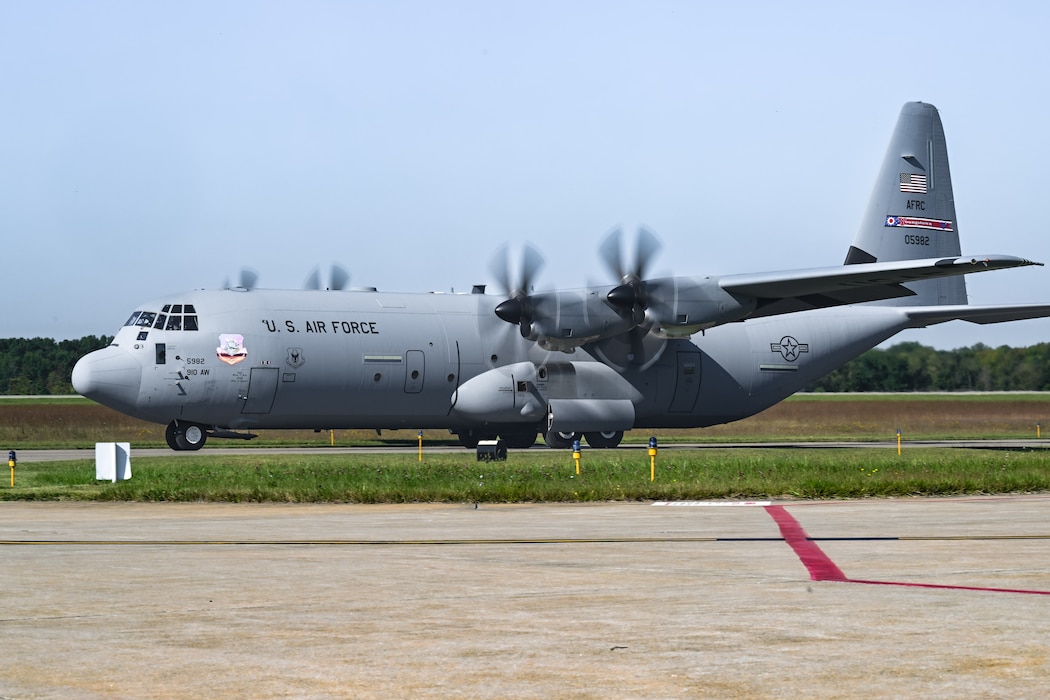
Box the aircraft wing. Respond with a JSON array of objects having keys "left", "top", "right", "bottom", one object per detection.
[
  {"left": 719, "top": 255, "right": 1042, "bottom": 318},
  {"left": 904, "top": 304, "right": 1050, "bottom": 327}
]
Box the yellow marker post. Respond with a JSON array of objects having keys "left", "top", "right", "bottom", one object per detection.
[
  {"left": 330, "top": 429, "right": 335, "bottom": 446},
  {"left": 1039, "top": 422, "right": 1042, "bottom": 439},
  {"left": 648, "top": 437, "right": 658, "bottom": 482},
  {"left": 418, "top": 430, "right": 424, "bottom": 462},
  {"left": 896, "top": 428, "right": 902, "bottom": 456},
  {"left": 572, "top": 439, "right": 581, "bottom": 475},
  {"left": 8, "top": 450, "right": 15, "bottom": 487}
]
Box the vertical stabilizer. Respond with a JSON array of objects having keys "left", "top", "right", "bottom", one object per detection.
[{"left": 845, "top": 102, "right": 966, "bottom": 306}]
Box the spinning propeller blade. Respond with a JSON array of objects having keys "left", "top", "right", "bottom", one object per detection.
[
  {"left": 602, "top": 226, "right": 662, "bottom": 324},
  {"left": 304, "top": 264, "right": 351, "bottom": 290},
  {"left": 491, "top": 244, "right": 545, "bottom": 338}
]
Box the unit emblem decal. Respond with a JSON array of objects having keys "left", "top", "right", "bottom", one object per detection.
[
  {"left": 770, "top": 336, "right": 809, "bottom": 362},
  {"left": 217, "top": 334, "right": 248, "bottom": 366},
  {"left": 286, "top": 347, "right": 305, "bottom": 369}
]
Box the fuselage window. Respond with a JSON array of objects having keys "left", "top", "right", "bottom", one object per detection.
[
  {"left": 184, "top": 315, "right": 199, "bottom": 331},
  {"left": 166, "top": 315, "right": 182, "bottom": 331},
  {"left": 153, "top": 314, "right": 167, "bottom": 330},
  {"left": 184, "top": 304, "right": 196, "bottom": 314},
  {"left": 136, "top": 312, "right": 156, "bottom": 327},
  {"left": 161, "top": 304, "right": 171, "bottom": 313},
  {"left": 124, "top": 311, "right": 141, "bottom": 326},
  {"left": 172, "top": 304, "right": 183, "bottom": 314}
]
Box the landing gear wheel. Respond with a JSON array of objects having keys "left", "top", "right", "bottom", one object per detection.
[
  {"left": 500, "top": 429, "right": 537, "bottom": 449},
  {"left": 165, "top": 421, "right": 181, "bottom": 450},
  {"left": 584, "top": 430, "right": 624, "bottom": 448},
  {"left": 543, "top": 430, "right": 579, "bottom": 449},
  {"left": 178, "top": 424, "right": 207, "bottom": 450},
  {"left": 166, "top": 421, "right": 208, "bottom": 451},
  {"left": 457, "top": 429, "right": 495, "bottom": 450}
]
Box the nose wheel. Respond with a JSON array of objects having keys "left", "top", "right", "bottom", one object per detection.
[{"left": 165, "top": 420, "right": 208, "bottom": 451}]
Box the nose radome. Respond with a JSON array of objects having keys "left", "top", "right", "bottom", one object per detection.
[{"left": 72, "top": 346, "right": 142, "bottom": 412}]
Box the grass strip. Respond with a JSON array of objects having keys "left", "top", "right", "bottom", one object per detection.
[{"left": 3, "top": 448, "right": 1049, "bottom": 503}]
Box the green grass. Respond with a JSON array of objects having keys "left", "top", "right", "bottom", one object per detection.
[{"left": 4, "top": 448, "right": 1050, "bottom": 502}]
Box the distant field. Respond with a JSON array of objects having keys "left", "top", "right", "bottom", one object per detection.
[{"left": 2, "top": 393, "right": 1048, "bottom": 449}]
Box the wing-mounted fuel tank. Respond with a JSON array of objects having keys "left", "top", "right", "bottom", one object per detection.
[{"left": 452, "top": 360, "right": 642, "bottom": 432}]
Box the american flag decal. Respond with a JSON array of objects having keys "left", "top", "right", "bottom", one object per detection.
[{"left": 899, "top": 172, "right": 928, "bottom": 193}]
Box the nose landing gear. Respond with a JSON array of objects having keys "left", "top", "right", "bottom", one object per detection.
[{"left": 165, "top": 420, "right": 208, "bottom": 451}]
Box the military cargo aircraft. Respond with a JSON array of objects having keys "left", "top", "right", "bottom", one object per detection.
[{"left": 72, "top": 102, "right": 1050, "bottom": 451}]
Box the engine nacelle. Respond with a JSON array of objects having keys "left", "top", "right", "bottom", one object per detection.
[
  {"left": 645, "top": 276, "right": 757, "bottom": 337},
  {"left": 501, "top": 277, "right": 760, "bottom": 350},
  {"left": 524, "top": 287, "right": 635, "bottom": 351}
]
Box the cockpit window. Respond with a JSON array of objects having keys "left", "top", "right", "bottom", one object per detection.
[{"left": 123, "top": 306, "right": 198, "bottom": 331}]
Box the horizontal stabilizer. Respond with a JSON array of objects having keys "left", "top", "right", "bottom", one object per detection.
[
  {"left": 720, "top": 255, "right": 1041, "bottom": 318},
  {"left": 905, "top": 304, "right": 1050, "bottom": 328}
]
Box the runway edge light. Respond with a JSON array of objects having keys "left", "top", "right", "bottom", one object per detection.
[{"left": 648, "top": 437, "right": 658, "bottom": 482}]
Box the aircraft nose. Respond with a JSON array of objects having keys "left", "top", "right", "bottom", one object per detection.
[{"left": 72, "top": 345, "right": 142, "bottom": 411}]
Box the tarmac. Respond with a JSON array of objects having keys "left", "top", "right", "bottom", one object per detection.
[{"left": 2, "top": 496, "right": 1050, "bottom": 698}]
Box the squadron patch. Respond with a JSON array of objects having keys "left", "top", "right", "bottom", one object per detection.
[{"left": 217, "top": 334, "right": 247, "bottom": 366}]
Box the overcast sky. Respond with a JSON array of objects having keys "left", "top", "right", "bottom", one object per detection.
[{"left": 2, "top": 1, "right": 1048, "bottom": 350}]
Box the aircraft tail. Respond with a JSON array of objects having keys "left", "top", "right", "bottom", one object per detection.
[{"left": 846, "top": 102, "right": 966, "bottom": 306}]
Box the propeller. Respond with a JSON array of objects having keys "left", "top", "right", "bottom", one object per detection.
[
  {"left": 305, "top": 264, "right": 351, "bottom": 291},
  {"left": 592, "top": 226, "right": 671, "bottom": 369},
  {"left": 491, "top": 244, "right": 545, "bottom": 339},
  {"left": 223, "top": 268, "right": 259, "bottom": 290},
  {"left": 601, "top": 226, "right": 662, "bottom": 325}
]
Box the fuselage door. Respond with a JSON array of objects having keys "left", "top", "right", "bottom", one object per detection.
[
  {"left": 668, "top": 350, "right": 701, "bottom": 413},
  {"left": 241, "top": 367, "right": 279, "bottom": 414},
  {"left": 404, "top": 350, "right": 425, "bottom": 394}
]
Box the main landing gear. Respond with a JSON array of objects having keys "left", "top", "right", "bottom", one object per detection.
[{"left": 543, "top": 429, "right": 624, "bottom": 449}]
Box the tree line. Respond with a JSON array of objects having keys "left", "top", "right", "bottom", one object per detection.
[
  {"left": 1, "top": 336, "right": 1049, "bottom": 395},
  {"left": 1, "top": 336, "right": 113, "bottom": 394},
  {"left": 803, "top": 341, "right": 1050, "bottom": 392}
]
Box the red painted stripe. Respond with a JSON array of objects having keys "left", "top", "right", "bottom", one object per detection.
[
  {"left": 765, "top": 505, "right": 1050, "bottom": 595},
  {"left": 850, "top": 579, "right": 1050, "bottom": 596},
  {"left": 764, "top": 505, "right": 847, "bottom": 581}
]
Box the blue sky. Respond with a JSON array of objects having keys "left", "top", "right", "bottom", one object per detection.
[{"left": 2, "top": 1, "right": 1048, "bottom": 350}]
